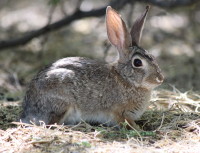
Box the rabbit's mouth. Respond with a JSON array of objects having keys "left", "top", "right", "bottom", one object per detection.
[
  {"left": 156, "top": 77, "right": 164, "bottom": 84},
  {"left": 142, "top": 73, "right": 164, "bottom": 90},
  {"left": 155, "top": 72, "right": 164, "bottom": 85}
]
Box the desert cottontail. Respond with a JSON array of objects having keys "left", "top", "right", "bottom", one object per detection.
[{"left": 19, "top": 5, "right": 164, "bottom": 130}]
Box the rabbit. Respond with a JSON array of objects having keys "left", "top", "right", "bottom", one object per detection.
[{"left": 19, "top": 5, "right": 164, "bottom": 130}]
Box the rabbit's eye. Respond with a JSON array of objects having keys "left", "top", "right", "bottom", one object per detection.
[{"left": 133, "top": 59, "right": 143, "bottom": 67}]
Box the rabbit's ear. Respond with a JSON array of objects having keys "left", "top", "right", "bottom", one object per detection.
[
  {"left": 106, "top": 6, "right": 132, "bottom": 63},
  {"left": 130, "top": 5, "right": 150, "bottom": 46}
]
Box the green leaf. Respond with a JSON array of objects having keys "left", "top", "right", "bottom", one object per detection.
[{"left": 82, "top": 141, "right": 91, "bottom": 147}]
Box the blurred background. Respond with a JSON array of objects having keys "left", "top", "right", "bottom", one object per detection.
[{"left": 0, "top": 0, "right": 200, "bottom": 101}]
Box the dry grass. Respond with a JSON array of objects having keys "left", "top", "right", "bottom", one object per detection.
[{"left": 1, "top": 88, "right": 200, "bottom": 152}]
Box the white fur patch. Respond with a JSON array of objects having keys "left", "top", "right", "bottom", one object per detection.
[
  {"left": 156, "top": 77, "right": 163, "bottom": 83},
  {"left": 47, "top": 69, "right": 75, "bottom": 81},
  {"left": 60, "top": 107, "right": 117, "bottom": 126}
]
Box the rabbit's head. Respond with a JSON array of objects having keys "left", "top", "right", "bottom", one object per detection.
[{"left": 106, "top": 6, "right": 164, "bottom": 90}]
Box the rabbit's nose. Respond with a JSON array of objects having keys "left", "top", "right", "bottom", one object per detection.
[{"left": 156, "top": 73, "right": 164, "bottom": 84}]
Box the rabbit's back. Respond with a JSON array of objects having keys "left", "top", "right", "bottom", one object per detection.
[{"left": 36, "top": 57, "right": 109, "bottom": 92}]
